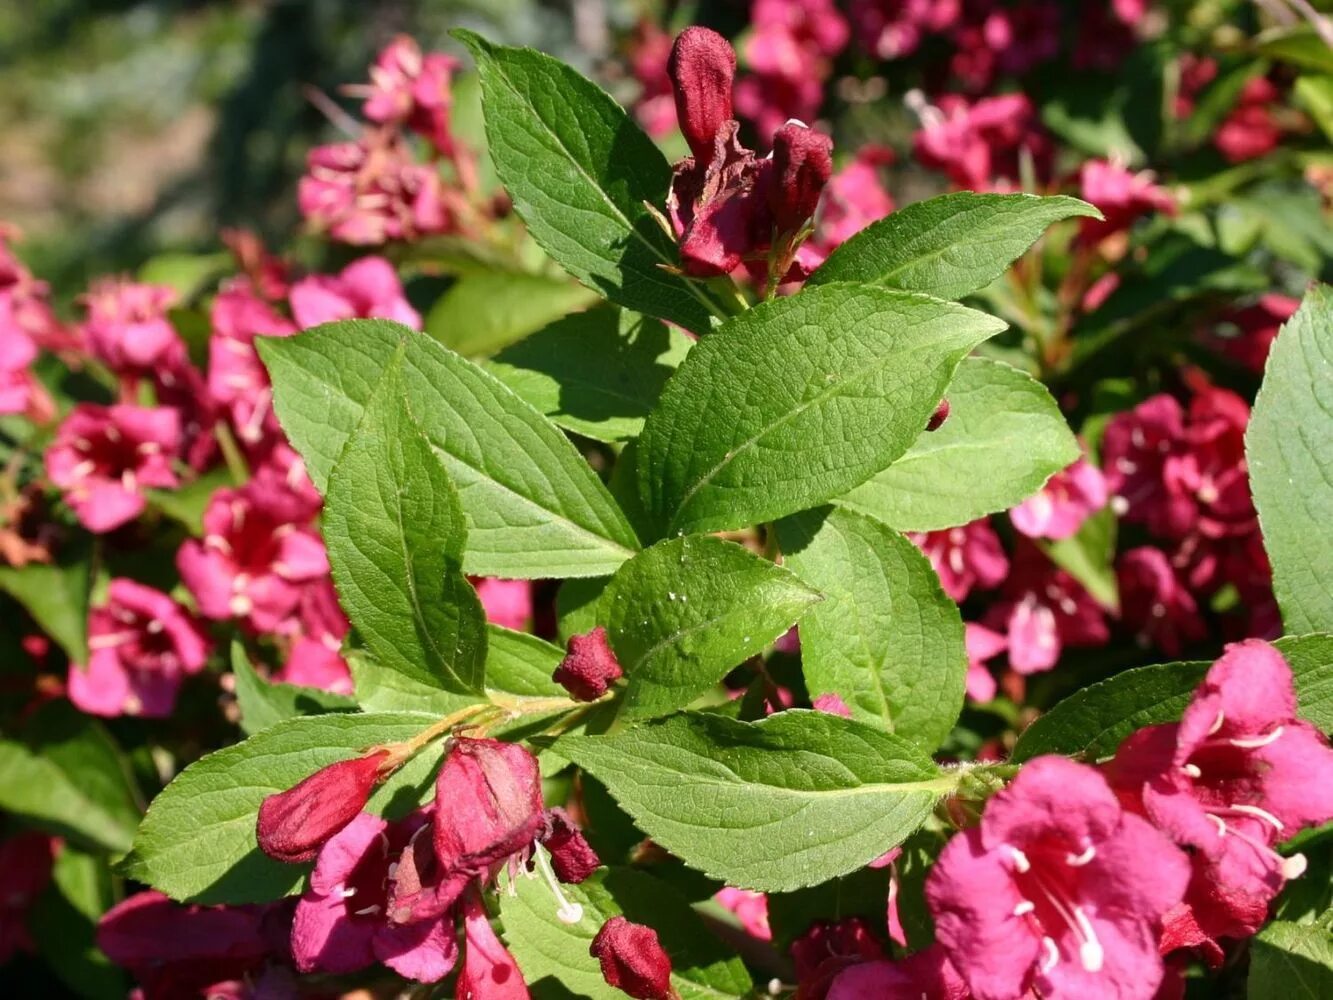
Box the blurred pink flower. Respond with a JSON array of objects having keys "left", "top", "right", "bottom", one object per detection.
[
  {"left": 850, "top": 0, "right": 961, "bottom": 60},
  {"left": 1216, "top": 78, "right": 1283, "bottom": 164},
  {"left": 1199, "top": 294, "right": 1299, "bottom": 374},
  {"left": 1116, "top": 547, "right": 1205, "bottom": 657},
  {"left": 0, "top": 831, "right": 57, "bottom": 963},
  {"left": 914, "top": 93, "right": 1051, "bottom": 191},
  {"left": 81, "top": 278, "right": 181, "bottom": 376},
  {"left": 965, "top": 622, "right": 1007, "bottom": 702},
  {"left": 910, "top": 519, "right": 1009, "bottom": 602},
  {"left": 208, "top": 279, "right": 297, "bottom": 447},
  {"left": 1010, "top": 455, "right": 1108, "bottom": 541},
  {"left": 716, "top": 887, "right": 772, "bottom": 940},
  {"left": 987, "top": 544, "right": 1109, "bottom": 674},
  {"left": 359, "top": 35, "right": 461, "bottom": 156},
  {"left": 289, "top": 256, "right": 421, "bottom": 331},
  {"left": 472, "top": 577, "right": 532, "bottom": 632},
  {"left": 1078, "top": 160, "right": 1177, "bottom": 244}
]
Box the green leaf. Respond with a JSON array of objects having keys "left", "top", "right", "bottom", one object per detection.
[
  {"left": 1042, "top": 505, "right": 1119, "bottom": 611},
  {"left": 0, "top": 702, "right": 142, "bottom": 853},
  {"left": 231, "top": 642, "right": 356, "bottom": 735},
  {"left": 120, "top": 712, "right": 440, "bottom": 904},
  {"left": 484, "top": 625, "right": 568, "bottom": 698},
  {"left": 30, "top": 846, "right": 125, "bottom": 1000},
  {"left": 260, "top": 320, "right": 641, "bottom": 578},
  {"left": 147, "top": 466, "right": 234, "bottom": 535},
  {"left": 1295, "top": 76, "right": 1333, "bottom": 143},
  {"left": 1248, "top": 285, "right": 1333, "bottom": 634},
  {"left": 0, "top": 549, "right": 91, "bottom": 665},
  {"left": 501, "top": 867, "right": 753, "bottom": 999},
  {"left": 1012, "top": 633, "right": 1333, "bottom": 761},
  {"left": 601, "top": 536, "right": 822, "bottom": 720},
  {"left": 488, "top": 307, "right": 692, "bottom": 443},
  {"left": 324, "top": 361, "right": 486, "bottom": 695},
  {"left": 637, "top": 285, "right": 1006, "bottom": 535},
  {"left": 1248, "top": 919, "right": 1333, "bottom": 1000},
  {"left": 1259, "top": 27, "right": 1333, "bottom": 75},
  {"left": 837, "top": 357, "right": 1079, "bottom": 532},
  {"left": 558, "top": 711, "right": 954, "bottom": 891},
  {"left": 778, "top": 507, "right": 966, "bottom": 750},
  {"left": 424, "top": 270, "right": 599, "bottom": 358},
  {"left": 808, "top": 193, "right": 1100, "bottom": 299},
  {"left": 454, "top": 30, "right": 724, "bottom": 333}
]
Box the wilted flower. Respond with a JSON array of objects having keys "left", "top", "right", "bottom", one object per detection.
[
  {"left": 590, "top": 915, "right": 676, "bottom": 1000},
  {"left": 540, "top": 809, "right": 601, "bottom": 884},
  {"left": 553, "top": 626, "right": 623, "bottom": 701},
  {"left": 257, "top": 751, "right": 390, "bottom": 863}
]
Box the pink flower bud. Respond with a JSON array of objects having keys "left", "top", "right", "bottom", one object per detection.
[
  {"left": 433, "top": 738, "right": 544, "bottom": 878},
  {"left": 926, "top": 398, "right": 951, "bottom": 432},
  {"left": 256, "top": 751, "right": 388, "bottom": 863},
  {"left": 668, "top": 28, "right": 736, "bottom": 162},
  {"left": 541, "top": 809, "right": 600, "bottom": 884},
  {"left": 590, "top": 916, "right": 675, "bottom": 1000},
  {"left": 769, "top": 123, "right": 833, "bottom": 235},
  {"left": 552, "top": 627, "right": 623, "bottom": 701}
]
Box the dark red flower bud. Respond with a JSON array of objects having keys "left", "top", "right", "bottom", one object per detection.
[
  {"left": 926, "top": 397, "right": 951, "bottom": 432},
  {"left": 433, "top": 737, "right": 544, "bottom": 878},
  {"left": 668, "top": 28, "right": 736, "bottom": 162},
  {"left": 552, "top": 626, "right": 624, "bottom": 701},
  {"left": 541, "top": 809, "right": 601, "bottom": 884},
  {"left": 256, "top": 751, "right": 388, "bottom": 863},
  {"left": 769, "top": 123, "right": 833, "bottom": 235},
  {"left": 590, "top": 916, "right": 675, "bottom": 1000}
]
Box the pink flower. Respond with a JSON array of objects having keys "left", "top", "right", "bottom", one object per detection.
[
  {"left": 910, "top": 519, "right": 1009, "bottom": 602},
  {"left": 298, "top": 132, "right": 450, "bottom": 245},
  {"left": 46, "top": 403, "right": 181, "bottom": 533},
  {"left": 81, "top": 278, "right": 182, "bottom": 376},
  {"left": 630, "top": 22, "right": 677, "bottom": 138},
  {"left": 473, "top": 577, "right": 533, "bottom": 632},
  {"left": 1199, "top": 294, "right": 1299, "bottom": 373},
  {"left": 359, "top": 35, "right": 460, "bottom": 156},
  {"left": 1078, "top": 160, "right": 1177, "bottom": 244},
  {"left": 590, "top": 915, "right": 674, "bottom": 1000},
  {"left": 800, "top": 145, "right": 895, "bottom": 270},
  {"left": 458, "top": 885, "right": 529, "bottom": 998},
  {"left": 0, "top": 831, "right": 57, "bottom": 963},
  {"left": 1107, "top": 642, "right": 1333, "bottom": 923},
  {"left": 69, "top": 579, "right": 210, "bottom": 718},
  {"left": 791, "top": 917, "right": 887, "bottom": 1000},
  {"left": 914, "top": 93, "right": 1051, "bottom": 191},
  {"left": 176, "top": 473, "right": 328, "bottom": 632},
  {"left": 553, "top": 626, "right": 624, "bottom": 701},
  {"left": 291, "top": 811, "right": 458, "bottom": 981},
  {"left": 257, "top": 751, "right": 389, "bottom": 863},
  {"left": 813, "top": 691, "right": 854, "bottom": 717},
  {"left": 1116, "top": 548, "right": 1205, "bottom": 657},
  {"left": 1011, "top": 456, "right": 1109, "bottom": 541},
  {"left": 979, "top": 1, "right": 1061, "bottom": 78},
  {"left": 926, "top": 756, "right": 1189, "bottom": 1000},
  {"left": 1216, "top": 78, "right": 1283, "bottom": 164},
  {"left": 828, "top": 944, "right": 969, "bottom": 1000},
  {"left": 735, "top": 0, "right": 849, "bottom": 135},
  {"left": 273, "top": 578, "right": 353, "bottom": 694},
  {"left": 850, "top": 0, "right": 961, "bottom": 60},
  {"left": 965, "top": 622, "right": 1007, "bottom": 702},
  {"left": 208, "top": 279, "right": 297, "bottom": 447},
  {"left": 715, "top": 887, "right": 771, "bottom": 940},
  {"left": 0, "top": 321, "right": 39, "bottom": 416},
  {"left": 1101, "top": 395, "right": 1190, "bottom": 537},
  {"left": 987, "top": 544, "right": 1109, "bottom": 675},
  {"left": 289, "top": 256, "right": 421, "bottom": 331}
]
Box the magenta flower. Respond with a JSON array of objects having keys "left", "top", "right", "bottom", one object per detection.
[
  {"left": 541, "top": 809, "right": 601, "bottom": 884},
  {"left": 273, "top": 578, "right": 353, "bottom": 694},
  {"left": 914, "top": 93, "right": 1051, "bottom": 191},
  {"left": 1200, "top": 294, "right": 1299, "bottom": 374},
  {"left": 1116, "top": 547, "right": 1205, "bottom": 657},
  {"left": 68, "top": 579, "right": 210, "bottom": 718},
  {"left": 735, "top": 0, "right": 848, "bottom": 137},
  {"left": 458, "top": 885, "right": 530, "bottom": 999},
  {"left": 1077, "top": 160, "right": 1177, "bottom": 245},
  {"left": 1216, "top": 77, "right": 1283, "bottom": 164},
  {"left": 289, "top": 255, "right": 421, "bottom": 331},
  {"left": 715, "top": 887, "right": 771, "bottom": 940},
  {"left": 80, "top": 278, "right": 182, "bottom": 377},
  {"left": 358, "top": 35, "right": 460, "bottom": 156},
  {"left": 590, "top": 915, "right": 675, "bottom": 1000},
  {"left": 553, "top": 626, "right": 623, "bottom": 701},
  {"left": 472, "top": 576, "right": 533, "bottom": 631},
  {"left": 850, "top": 0, "right": 961, "bottom": 60},
  {"left": 965, "top": 622, "right": 1007, "bottom": 702},
  {"left": 1108, "top": 641, "right": 1333, "bottom": 912},
  {"left": 927, "top": 756, "right": 1189, "bottom": 1000},
  {"left": 0, "top": 831, "right": 56, "bottom": 963},
  {"left": 1101, "top": 394, "right": 1190, "bottom": 536},
  {"left": 910, "top": 519, "right": 1009, "bottom": 603},
  {"left": 257, "top": 751, "right": 389, "bottom": 863},
  {"left": 827, "top": 944, "right": 969, "bottom": 1000},
  {"left": 799, "top": 145, "right": 895, "bottom": 271},
  {"left": 46, "top": 403, "right": 181, "bottom": 533},
  {"left": 208, "top": 279, "right": 296, "bottom": 447},
  {"left": 629, "top": 22, "right": 677, "bottom": 138},
  {"left": 986, "top": 544, "right": 1109, "bottom": 675},
  {"left": 0, "top": 321, "right": 39, "bottom": 416},
  {"left": 791, "top": 916, "right": 887, "bottom": 1000},
  {"left": 176, "top": 473, "right": 328, "bottom": 632},
  {"left": 291, "top": 811, "right": 458, "bottom": 981},
  {"left": 1010, "top": 455, "right": 1109, "bottom": 541}
]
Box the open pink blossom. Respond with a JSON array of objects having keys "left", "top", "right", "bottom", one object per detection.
[
  {"left": 69, "top": 579, "right": 210, "bottom": 718},
  {"left": 289, "top": 255, "right": 421, "bottom": 331},
  {"left": 273, "top": 579, "right": 353, "bottom": 694},
  {"left": 359, "top": 35, "right": 460, "bottom": 155},
  {"left": 828, "top": 943, "right": 969, "bottom": 1000},
  {"left": 1116, "top": 547, "right": 1205, "bottom": 656},
  {"left": 986, "top": 545, "right": 1109, "bottom": 675},
  {"left": 914, "top": 93, "right": 1051, "bottom": 191},
  {"left": 1010, "top": 455, "right": 1108, "bottom": 541},
  {"left": 208, "top": 279, "right": 297, "bottom": 446},
  {"left": 473, "top": 577, "right": 533, "bottom": 632},
  {"left": 965, "top": 622, "right": 1007, "bottom": 702},
  {"left": 910, "top": 519, "right": 1009, "bottom": 602},
  {"left": 715, "top": 887, "right": 771, "bottom": 940},
  {"left": 735, "top": 0, "right": 848, "bottom": 136},
  {"left": 176, "top": 473, "right": 328, "bottom": 632},
  {"left": 850, "top": 0, "right": 960, "bottom": 60},
  {"left": 81, "top": 278, "right": 182, "bottom": 376},
  {"left": 927, "top": 756, "right": 1189, "bottom": 1000},
  {"left": 1216, "top": 77, "right": 1283, "bottom": 164},
  {"left": 46, "top": 403, "right": 181, "bottom": 533},
  {"left": 1101, "top": 394, "right": 1190, "bottom": 536},
  {"left": 291, "top": 811, "right": 458, "bottom": 981},
  {"left": 1108, "top": 641, "right": 1333, "bottom": 916},
  {"left": 1078, "top": 160, "right": 1176, "bottom": 244},
  {"left": 0, "top": 831, "right": 57, "bottom": 963}
]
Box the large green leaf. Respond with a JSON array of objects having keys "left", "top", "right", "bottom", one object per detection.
[
  {"left": 1248, "top": 918, "right": 1333, "bottom": 1000},
  {"left": 488, "top": 307, "right": 692, "bottom": 443},
  {"left": 1012, "top": 633, "right": 1333, "bottom": 761},
  {"left": 501, "top": 867, "right": 752, "bottom": 999},
  {"left": 324, "top": 361, "right": 486, "bottom": 696},
  {"left": 837, "top": 357, "right": 1079, "bottom": 532},
  {"left": 0, "top": 702, "right": 141, "bottom": 853},
  {"left": 120, "top": 712, "right": 440, "bottom": 904},
  {"left": 558, "top": 711, "right": 953, "bottom": 891},
  {"left": 231, "top": 642, "right": 357, "bottom": 735},
  {"left": 637, "top": 285, "right": 1006, "bottom": 535},
  {"left": 778, "top": 507, "right": 966, "bottom": 750},
  {"left": 808, "top": 193, "right": 1099, "bottom": 299},
  {"left": 455, "top": 30, "right": 724, "bottom": 333},
  {"left": 260, "top": 320, "right": 640, "bottom": 578},
  {"left": 424, "top": 270, "right": 599, "bottom": 357},
  {"left": 600, "top": 536, "right": 822, "bottom": 720},
  {"left": 1248, "top": 285, "right": 1333, "bottom": 634}
]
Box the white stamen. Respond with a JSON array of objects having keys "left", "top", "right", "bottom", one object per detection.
[
  {"left": 1013, "top": 900, "right": 1035, "bottom": 917},
  {"left": 1080, "top": 936, "right": 1105, "bottom": 973},
  {"left": 1009, "top": 847, "right": 1031, "bottom": 873},
  {"left": 340, "top": 887, "right": 357, "bottom": 898},
  {"left": 1040, "top": 936, "right": 1060, "bottom": 972},
  {"left": 1281, "top": 853, "right": 1308, "bottom": 880},
  {"left": 1182, "top": 763, "right": 1202, "bottom": 779},
  {"left": 532, "top": 844, "right": 584, "bottom": 925},
  {"left": 1066, "top": 845, "right": 1097, "bottom": 867},
  {"left": 1207, "top": 710, "right": 1225, "bottom": 736},
  {"left": 1230, "top": 726, "right": 1284, "bottom": 749},
  {"left": 1229, "top": 803, "right": 1285, "bottom": 832},
  {"left": 354, "top": 905, "right": 382, "bottom": 916}
]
